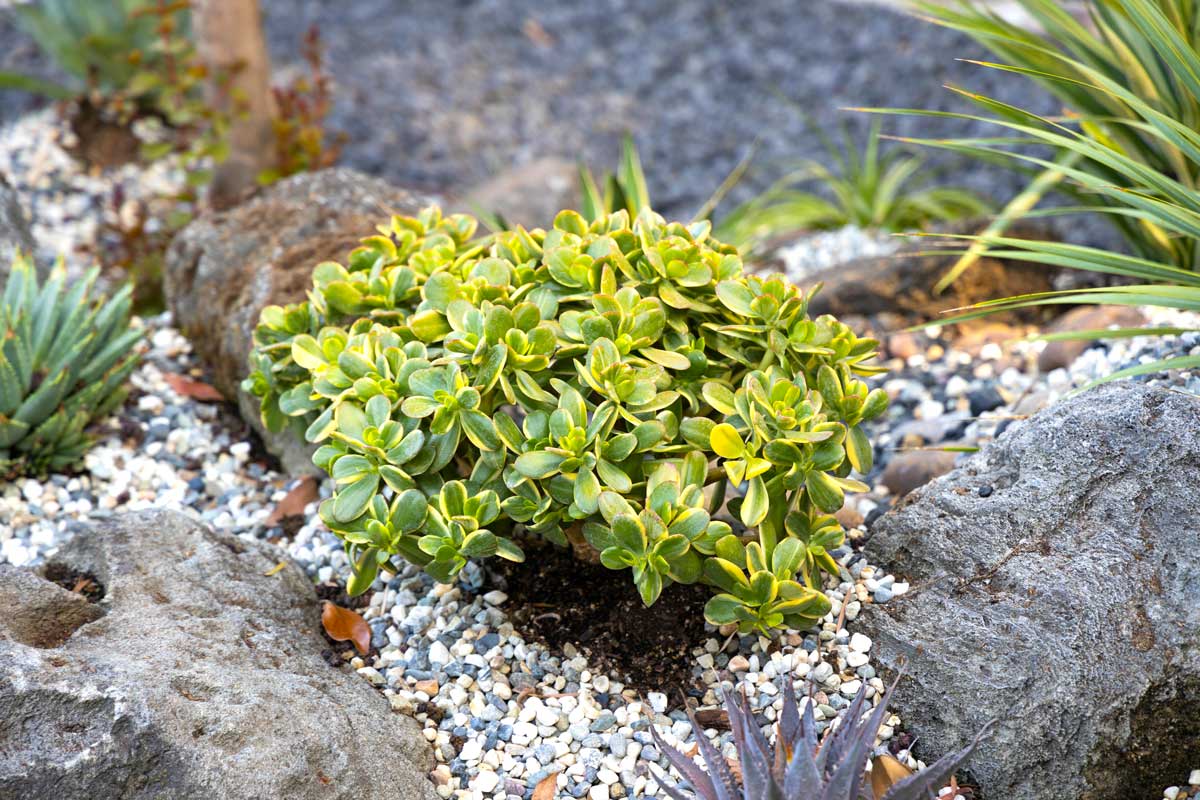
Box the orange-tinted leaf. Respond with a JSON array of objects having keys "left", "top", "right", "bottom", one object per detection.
[
  {"left": 321, "top": 600, "right": 370, "bottom": 655},
  {"left": 532, "top": 774, "right": 557, "bottom": 800},
  {"left": 870, "top": 753, "right": 914, "bottom": 799},
  {"left": 267, "top": 476, "right": 319, "bottom": 525},
  {"left": 164, "top": 372, "right": 225, "bottom": 402}
]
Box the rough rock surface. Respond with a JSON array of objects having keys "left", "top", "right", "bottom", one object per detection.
[
  {"left": 456, "top": 156, "right": 579, "bottom": 230},
  {"left": 164, "top": 168, "right": 432, "bottom": 473},
  {"left": 0, "top": 509, "right": 438, "bottom": 800},
  {"left": 0, "top": 172, "right": 37, "bottom": 278},
  {"left": 805, "top": 221, "right": 1058, "bottom": 323},
  {"left": 861, "top": 383, "right": 1200, "bottom": 800}
]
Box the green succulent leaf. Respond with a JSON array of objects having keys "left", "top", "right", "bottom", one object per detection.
[{"left": 241, "top": 202, "right": 881, "bottom": 634}]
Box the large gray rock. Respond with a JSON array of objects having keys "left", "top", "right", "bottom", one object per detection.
[
  {"left": 164, "top": 168, "right": 433, "bottom": 474},
  {"left": 0, "top": 510, "right": 438, "bottom": 800},
  {"left": 0, "top": 173, "right": 37, "bottom": 279},
  {"left": 860, "top": 383, "right": 1200, "bottom": 799},
  {"left": 456, "top": 156, "right": 579, "bottom": 231}
]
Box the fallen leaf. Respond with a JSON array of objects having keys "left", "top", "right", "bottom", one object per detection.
[
  {"left": 522, "top": 17, "right": 555, "bottom": 47},
  {"left": 321, "top": 600, "right": 370, "bottom": 655},
  {"left": 262, "top": 561, "right": 287, "bottom": 577},
  {"left": 532, "top": 773, "right": 557, "bottom": 800},
  {"left": 267, "top": 476, "right": 319, "bottom": 525},
  {"left": 164, "top": 372, "right": 225, "bottom": 402},
  {"left": 870, "top": 753, "right": 914, "bottom": 800}
]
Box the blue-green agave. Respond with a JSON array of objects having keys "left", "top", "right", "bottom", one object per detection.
[
  {"left": 0, "top": 255, "right": 142, "bottom": 477},
  {"left": 649, "top": 677, "right": 988, "bottom": 800},
  {"left": 244, "top": 205, "right": 888, "bottom": 633}
]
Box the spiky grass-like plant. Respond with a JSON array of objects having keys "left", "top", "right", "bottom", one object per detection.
[
  {"left": 649, "top": 677, "right": 988, "bottom": 800},
  {"left": 861, "top": 0, "right": 1200, "bottom": 381},
  {"left": 714, "top": 122, "right": 991, "bottom": 257},
  {"left": 0, "top": 255, "right": 142, "bottom": 477}
]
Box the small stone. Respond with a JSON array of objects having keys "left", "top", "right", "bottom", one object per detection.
[
  {"left": 881, "top": 450, "right": 957, "bottom": 497},
  {"left": 474, "top": 769, "right": 499, "bottom": 793},
  {"left": 728, "top": 655, "right": 750, "bottom": 672},
  {"left": 849, "top": 633, "right": 872, "bottom": 653},
  {"left": 482, "top": 590, "right": 508, "bottom": 606},
  {"left": 428, "top": 641, "right": 451, "bottom": 666}
]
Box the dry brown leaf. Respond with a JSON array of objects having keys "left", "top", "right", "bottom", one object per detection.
[
  {"left": 870, "top": 753, "right": 914, "bottom": 799},
  {"left": 321, "top": 600, "right": 370, "bottom": 655},
  {"left": 267, "top": 476, "right": 319, "bottom": 525},
  {"left": 262, "top": 561, "right": 287, "bottom": 577},
  {"left": 522, "top": 17, "right": 555, "bottom": 47},
  {"left": 163, "top": 372, "right": 225, "bottom": 402},
  {"left": 532, "top": 773, "right": 557, "bottom": 800}
]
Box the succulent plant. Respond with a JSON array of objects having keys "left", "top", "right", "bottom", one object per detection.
[
  {"left": 649, "top": 677, "right": 989, "bottom": 800},
  {"left": 0, "top": 255, "right": 142, "bottom": 477},
  {"left": 244, "top": 205, "right": 887, "bottom": 633}
]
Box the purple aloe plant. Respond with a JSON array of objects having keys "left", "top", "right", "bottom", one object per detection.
[{"left": 648, "top": 676, "right": 990, "bottom": 800}]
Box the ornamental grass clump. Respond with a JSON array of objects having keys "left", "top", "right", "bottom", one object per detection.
[
  {"left": 0, "top": 255, "right": 142, "bottom": 477},
  {"left": 245, "top": 206, "right": 887, "bottom": 633}
]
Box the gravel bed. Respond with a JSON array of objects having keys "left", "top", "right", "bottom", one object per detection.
[
  {"left": 1, "top": 307, "right": 1197, "bottom": 799},
  {"left": 777, "top": 225, "right": 903, "bottom": 283},
  {"left": 0, "top": 108, "right": 185, "bottom": 278}
]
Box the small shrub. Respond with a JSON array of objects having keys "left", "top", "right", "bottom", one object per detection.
[
  {"left": 0, "top": 255, "right": 142, "bottom": 478},
  {"left": 244, "top": 206, "right": 887, "bottom": 633},
  {"left": 258, "top": 25, "right": 345, "bottom": 185},
  {"left": 648, "top": 676, "right": 989, "bottom": 800}
]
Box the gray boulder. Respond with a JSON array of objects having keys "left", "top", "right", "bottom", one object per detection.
[
  {"left": 860, "top": 382, "right": 1200, "bottom": 799},
  {"left": 0, "top": 509, "right": 438, "bottom": 800},
  {"left": 164, "top": 168, "right": 433, "bottom": 474}
]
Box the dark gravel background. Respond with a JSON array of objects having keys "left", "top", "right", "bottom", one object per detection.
[{"left": 0, "top": 0, "right": 1074, "bottom": 226}]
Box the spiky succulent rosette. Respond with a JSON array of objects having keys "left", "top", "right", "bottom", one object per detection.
[
  {"left": 0, "top": 255, "right": 141, "bottom": 477},
  {"left": 650, "top": 677, "right": 989, "bottom": 800}
]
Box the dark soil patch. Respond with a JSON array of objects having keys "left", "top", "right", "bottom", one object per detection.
[
  {"left": 490, "top": 541, "right": 710, "bottom": 694},
  {"left": 42, "top": 563, "right": 105, "bottom": 603}
]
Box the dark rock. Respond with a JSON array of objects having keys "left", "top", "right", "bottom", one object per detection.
[
  {"left": 164, "top": 168, "right": 433, "bottom": 474},
  {"left": 0, "top": 173, "right": 38, "bottom": 280},
  {"left": 0, "top": 510, "right": 438, "bottom": 800},
  {"left": 861, "top": 383, "right": 1200, "bottom": 800},
  {"left": 806, "top": 221, "right": 1058, "bottom": 325},
  {"left": 456, "top": 157, "right": 579, "bottom": 230},
  {"left": 879, "top": 449, "right": 958, "bottom": 497},
  {"left": 1037, "top": 305, "right": 1146, "bottom": 372},
  {"left": 966, "top": 385, "right": 1004, "bottom": 416}
]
